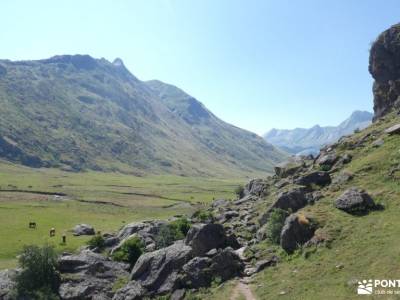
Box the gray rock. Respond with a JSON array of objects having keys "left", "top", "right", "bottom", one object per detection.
[
  {"left": 211, "top": 198, "right": 229, "bottom": 208},
  {"left": 260, "top": 187, "right": 307, "bottom": 225},
  {"left": 335, "top": 187, "right": 375, "bottom": 214},
  {"left": 117, "top": 222, "right": 147, "bottom": 240},
  {"left": 0, "top": 269, "right": 18, "bottom": 300},
  {"left": 244, "top": 256, "right": 278, "bottom": 276},
  {"left": 130, "top": 240, "right": 193, "bottom": 294},
  {"left": 332, "top": 171, "right": 354, "bottom": 185},
  {"left": 372, "top": 138, "right": 385, "bottom": 147},
  {"left": 243, "top": 179, "right": 269, "bottom": 197},
  {"left": 274, "top": 161, "right": 304, "bottom": 178},
  {"left": 280, "top": 214, "right": 317, "bottom": 253},
  {"left": 185, "top": 223, "right": 227, "bottom": 256},
  {"left": 59, "top": 250, "right": 129, "bottom": 300},
  {"left": 385, "top": 124, "right": 400, "bottom": 135},
  {"left": 73, "top": 224, "right": 95, "bottom": 236},
  {"left": 112, "top": 281, "right": 146, "bottom": 300},
  {"left": 316, "top": 153, "right": 338, "bottom": 167},
  {"left": 171, "top": 289, "right": 186, "bottom": 300},
  {"left": 295, "top": 171, "right": 331, "bottom": 187}
]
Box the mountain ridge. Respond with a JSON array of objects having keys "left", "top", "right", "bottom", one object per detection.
[
  {"left": 0, "top": 55, "right": 286, "bottom": 176},
  {"left": 264, "top": 110, "right": 373, "bottom": 155}
]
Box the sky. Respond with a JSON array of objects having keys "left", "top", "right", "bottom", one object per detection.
[{"left": 1, "top": 0, "right": 399, "bottom": 135}]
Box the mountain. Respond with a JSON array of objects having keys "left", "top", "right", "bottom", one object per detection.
[
  {"left": 263, "top": 110, "right": 373, "bottom": 155},
  {"left": 0, "top": 55, "right": 286, "bottom": 176}
]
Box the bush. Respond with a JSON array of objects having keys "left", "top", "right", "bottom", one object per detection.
[
  {"left": 192, "top": 209, "right": 214, "bottom": 223},
  {"left": 234, "top": 185, "right": 244, "bottom": 198},
  {"left": 87, "top": 234, "right": 105, "bottom": 249},
  {"left": 15, "top": 245, "right": 60, "bottom": 298},
  {"left": 112, "top": 236, "right": 144, "bottom": 266},
  {"left": 266, "top": 208, "right": 289, "bottom": 244},
  {"left": 154, "top": 218, "right": 191, "bottom": 249},
  {"left": 169, "top": 217, "right": 191, "bottom": 236}
]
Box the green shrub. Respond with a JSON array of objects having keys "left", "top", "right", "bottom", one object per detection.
[
  {"left": 169, "top": 217, "right": 191, "bottom": 236},
  {"left": 234, "top": 185, "right": 245, "bottom": 198},
  {"left": 15, "top": 245, "right": 60, "bottom": 298},
  {"left": 266, "top": 208, "right": 289, "bottom": 244},
  {"left": 192, "top": 209, "right": 214, "bottom": 223},
  {"left": 112, "top": 236, "right": 144, "bottom": 266},
  {"left": 87, "top": 234, "right": 105, "bottom": 249},
  {"left": 319, "top": 164, "right": 331, "bottom": 172}
]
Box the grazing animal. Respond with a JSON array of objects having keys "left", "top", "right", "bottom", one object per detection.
[
  {"left": 50, "top": 228, "right": 56, "bottom": 237},
  {"left": 29, "top": 222, "right": 36, "bottom": 229}
]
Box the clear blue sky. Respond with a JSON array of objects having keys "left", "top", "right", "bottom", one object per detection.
[{"left": 1, "top": 0, "right": 399, "bottom": 134}]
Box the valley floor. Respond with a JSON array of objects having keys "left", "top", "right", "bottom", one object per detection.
[{"left": 0, "top": 162, "right": 243, "bottom": 269}]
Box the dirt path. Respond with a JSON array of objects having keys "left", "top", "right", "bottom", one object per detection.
[{"left": 230, "top": 280, "right": 257, "bottom": 300}]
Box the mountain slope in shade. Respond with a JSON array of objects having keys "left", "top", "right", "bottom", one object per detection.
[
  {"left": 0, "top": 55, "right": 286, "bottom": 176},
  {"left": 264, "top": 111, "right": 373, "bottom": 155}
]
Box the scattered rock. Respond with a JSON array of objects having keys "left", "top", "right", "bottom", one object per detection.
[
  {"left": 112, "top": 281, "right": 146, "bottom": 300},
  {"left": 280, "top": 214, "right": 318, "bottom": 253},
  {"left": 334, "top": 187, "right": 376, "bottom": 214},
  {"left": 171, "top": 289, "right": 186, "bottom": 300},
  {"left": 316, "top": 153, "right": 338, "bottom": 168},
  {"left": 73, "top": 224, "right": 95, "bottom": 236}
]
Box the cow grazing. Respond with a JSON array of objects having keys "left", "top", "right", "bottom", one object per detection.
[
  {"left": 29, "top": 222, "right": 36, "bottom": 229},
  {"left": 49, "top": 228, "right": 56, "bottom": 237}
]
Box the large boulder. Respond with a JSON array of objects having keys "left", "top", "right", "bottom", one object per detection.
[
  {"left": 385, "top": 123, "right": 400, "bottom": 135},
  {"left": 295, "top": 171, "right": 331, "bottom": 187},
  {"left": 316, "top": 153, "right": 338, "bottom": 168},
  {"left": 58, "top": 250, "right": 129, "bottom": 299},
  {"left": 112, "top": 281, "right": 146, "bottom": 300},
  {"left": 185, "top": 223, "right": 227, "bottom": 256},
  {"left": 259, "top": 187, "right": 307, "bottom": 225},
  {"left": 129, "top": 240, "right": 193, "bottom": 295},
  {"left": 280, "top": 214, "right": 318, "bottom": 253},
  {"left": 369, "top": 23, "right": 400, "bottom": 120},
  {"left": 180, "top": 248, "right": 243, "bottom": 288},
  {"left": 274, "top": 160, "right": 304, "bottom": 178},
  {"left": 335, "top": 187, "right": 375, "bottom": 214},
  {"left": 73, "top": 224, "right": 95, "bottom": 236}
]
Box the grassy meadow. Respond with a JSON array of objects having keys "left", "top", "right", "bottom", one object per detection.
[{"left": 0, "top": 161, "right": 244, "bottom": 269}]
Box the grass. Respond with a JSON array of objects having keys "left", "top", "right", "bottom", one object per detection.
[
  {"left": 0, "top": 160, "right": 243, "bottom": 269},
  {"left": 252, "top": 113, "right": 400, "bottom": 299}
]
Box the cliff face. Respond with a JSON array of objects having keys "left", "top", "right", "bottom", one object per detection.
[{"left": 369, "top": 24, "right": 400, "bottom": 120}]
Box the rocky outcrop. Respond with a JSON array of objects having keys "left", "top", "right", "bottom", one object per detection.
[
  {"left": 129, "top": 240, "right": 193, "bottom": 296},
  {"left": 369, "top": 23, "right": 400, "bottom": 120},
  {"left": 295, "top": 171, "right": 331, "bottom": 187},
  {"left": 58, "top": 250, "right": 130, "bottom": 299},
  {"left": 280, "top": 214, "right": 318, "bottom": 253},
  {"left": 335, "top": 187, "right": 375, "bottom": 215}
]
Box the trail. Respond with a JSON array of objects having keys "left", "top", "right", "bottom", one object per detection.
[{"left": 230, "top": 280, "right": 257, "bottom": 300}]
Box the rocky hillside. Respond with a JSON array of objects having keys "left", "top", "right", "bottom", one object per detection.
[
  {"left": 264, "top": 111, "right": 373, "bottom": 155},
  {"left": 0, "top": 55, "right": 285, "bottom": 176}
]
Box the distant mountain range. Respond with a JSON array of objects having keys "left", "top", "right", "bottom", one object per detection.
[
  {"left": 264, "top": 111, "right": 373, "bottom": 155},
  {"left": 0, "top": 55, "right": 286, "bottom": 176}
]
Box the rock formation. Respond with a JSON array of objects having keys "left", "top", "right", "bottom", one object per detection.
[{"left": 369, "top": 23, "right": 400, "bottom": 120}]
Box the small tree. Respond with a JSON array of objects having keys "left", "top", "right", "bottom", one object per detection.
[
  {"left": 112, "top": 236, "right": 144, "bottom": 266},
  {"left": 266, "top": 208, "right": 289, "bottom": 244},
  {"left": 15, "top": 245, "right": 60, "bottom": 298}
]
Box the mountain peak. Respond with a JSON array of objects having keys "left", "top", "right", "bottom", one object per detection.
[{"left": 112, "top": 58, "right": 125, "bottom": 67}]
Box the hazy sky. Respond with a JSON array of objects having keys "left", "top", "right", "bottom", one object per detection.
[{"left": 1, "top": 0, "right": 399, "bottom": 134}]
